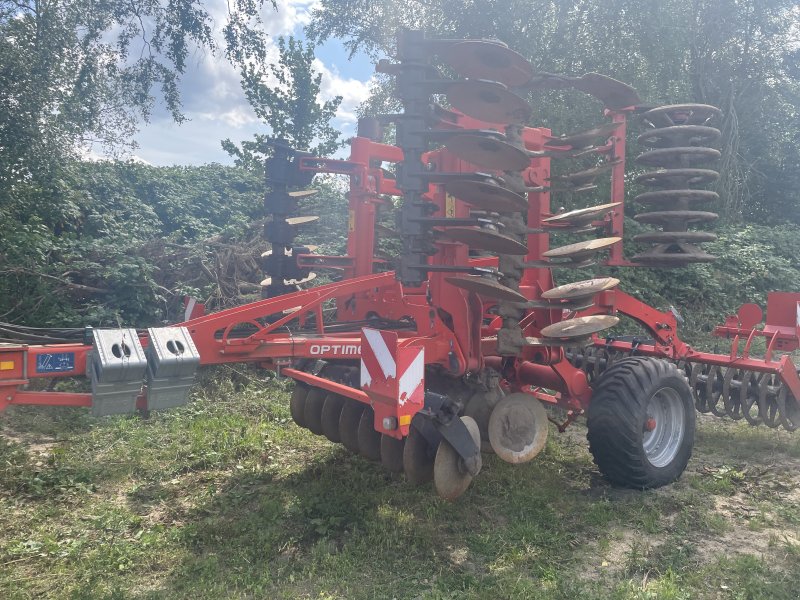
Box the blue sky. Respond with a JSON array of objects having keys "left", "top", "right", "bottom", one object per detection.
[{"left": 130, "top": 1, "right": 375, "bottom": 166}]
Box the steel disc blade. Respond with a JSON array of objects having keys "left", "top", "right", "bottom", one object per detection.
[
  {"left": 541, "top": 277, "right": 620, "bottom": 301},
  {"left": 635, "top": 147, "right": 721, "bottom": 168},
  {"left": 446, "top": 276, "right": 527, "bottom": 303},
  {"left": 287, "top": 189, "right": 319, "bottom": 198},
  {"left": 444, "top": 134, "right": 530, "bottom": 171},
  {"left": 321, "top": 393, "right": 347, "bottom": 443},
  {"left": 635, "top": 168, "right": 719, "bottom": 188},
  {"left": 543, "top": 202, "right": 621, "bottom": 226},
  {"left": 540, "top": 315, "right": 620, "bottom": 339},
  {"left": 445, "top": 179, "right": 528, "bottom": 213},
  {"left": 542, "top": 237, "right": 621, "bottom": 261},
  {"left": 434, "top": 416, "right": 481, "bottom": 501},
  {"left": 304, "top": 387, "right": 327, "bottom": 435},
  {"left": 637, "top": 125, "right": 721, "bottom": 148},
  {"left": 440, "top": 227, "right": 528, "bottom": 255},
  {"left": 634, "top": 210, "right": 718, "bottom": 227},
  {"left": 286, "top": 215, "right": 320, "bottom": 226},
  {"left": 641, "top": 103, "right": 722, "bottom": 127},
  {"left": 403, "top": 423, "right": 436, "bottom": 486},
  {"left": 544, "top": 123, "right": 620, "bottom": 149},
  {"left": 633, "top": 248, "right": 716, "bottom": 265},
  {"left": 633, "top": 231, "right": 717, "bottom": 244},
  {"left": 380, "top": 435, "right": 406, "bottom": 473},
  {"left": 464, "top": 390, "right": 503, "bottom": 453},
  {"left": 572, "top": 73, "right": 641, "bottom": 109},
  {"left": 289, "top": 383, "right": 309, "bottom": 428},
  {"left": 548, "top": 160, "right": 620, "bottom": 187},
  {"left": 634, "top": 189, "right": 719, "bottom": 207},
  {"left": 488, "top": 393, "right": 549, "bottom": 464},
  {"left": 447, "top": 79, "right": 532, "bottom": 124},
  {"left": 357, "top": 406, "right": 382, "bottom": 461},
  {"left": 339, "top": 400, "right": 365, "bottom": 453},
  {"left": 441, "top": 40, "right": 534, "bottom": 87}
]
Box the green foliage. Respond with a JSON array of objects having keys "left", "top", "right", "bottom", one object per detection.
[
  {"left": 223, "top": 36, "right": 343, "bottom": 169},
  {"left": 0, "top": 161, "right": 264, "bottom": 326}
]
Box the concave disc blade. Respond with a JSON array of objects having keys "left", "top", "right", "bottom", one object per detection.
[
  {"left": 540, "top": 315, "right": 620, "bottom": 339},
  {"left": 403, "top": 423, "right": 436, "bottom": 486},
  {"left": 380, "top": 435, "right": 405, "bottom": 473},
  {"left": 548, "top": 160, "right": 620, "bottom": 186},
  {"left": 290, "top": 383, "right": 309, "bottom": 428},
  {"left": 633, "top": 247, "right": 716, "bottom": 265},
  {"left": 635, "top": 147, "right": 721, "bottom": 168},
  {"left": 572, "top": 73, "right": 641, "bottom": 109},
  {"left": 445, "top": 179, "right": 528, "bottom": 213},
  {"left": 339, "top": 400, "right": 365, "bottom": 454},
  {"left": 444, "top": 134, "right": 530, "bottom": 171},
  {"left": 542, "top": 202, "right": 620, "bottom": 226},
  {"left": 634, "top": 189, "right": 719, "bottom": 207},
  {"left": 287, "top": 189, "right": 318, "bottom": 198},
  {"left": 434, "top": 416, "right": 481, "bottom": 501},
  {"left": 541, "top": 277, "right": 620, "bottom": 301},
  {"left": 321, "top": 393, "right": 346, "bottom": 443},
  {"left": 357, "top": 406, "right": 382, "bottom": 461},
  {"left": 634, "top": 168, "right": 719, "bottom": 188},
  {"left": 441, "top": 40, "right": 534, "bottom": 87},
  {"left": 633, "top": 231, "right": 717, "bottom": 243},
  {"left": 634, "top": 210, "right": 718, "bottom": 227},
  {"left": 641, "top": 104, "right": 722, "bottom": 127},
  {"left": 440, "top": 227, "right": 528, "bottom": 255},
  {"left": 304, "top": 387, "right": 327, "bottom": 435},
  {"left": 447, "top": 79, "right": 532, "bottom": 124},
  {"left": 637, "top": 125, "right": 721, "bottom": 148},
  {"left": 542, "top": 237, "right": 621, "bottom": 260},
  {"left": 286, "top": 215, "right": 319, "bottom": 226},
  {"left": 544, "top": 123, "right": 619, "bottom": 149},
  {"left": 488, "top": 393, "right": 549, "bottom": 464},
  {"left": 446, "top": 276, "right": 527, "bottom": 303}
]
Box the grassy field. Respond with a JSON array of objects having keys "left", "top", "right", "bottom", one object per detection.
[{"left": 1, "top": 367, "right": 799, "bottom": 599}]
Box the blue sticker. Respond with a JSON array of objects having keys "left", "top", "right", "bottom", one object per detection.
[{"left": 36, "top": 352, "right": 76, "bottom": 373}]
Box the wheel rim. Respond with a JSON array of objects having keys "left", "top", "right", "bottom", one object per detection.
[{"left": 642, "top": 386, "right": 685, "bottom": 468}]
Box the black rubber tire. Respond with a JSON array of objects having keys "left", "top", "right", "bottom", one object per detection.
[
  {"left": 587, "top": 356, "right": 695, "bottom": 489},
  {"left": 290, "top": 383, "right": 309, "bottom": 428}
]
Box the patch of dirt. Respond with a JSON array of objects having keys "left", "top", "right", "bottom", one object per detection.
[{"left": 1, "top": 426, "right": 59, "bottom": 458}]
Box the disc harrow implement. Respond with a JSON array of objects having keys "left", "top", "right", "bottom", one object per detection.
[{"left": 2, "top": 29, "right": 798, "bottom": 503}]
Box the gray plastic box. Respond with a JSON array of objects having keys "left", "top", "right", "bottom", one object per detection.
[
  {"left": 88, "top": 328, "right": 147, "bottom": 416},
  {"left": 145, "top": 326, "right": 200, "bottom": 411}
]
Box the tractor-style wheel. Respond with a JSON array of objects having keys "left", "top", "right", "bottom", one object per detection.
[
  {"left": 290, "top": 383, "right": 309, "bottom": 428},
  {"left": 587, "top": 356, "right": 695, "bottom": 489},
  {"left": 304, "top": 387, "right": 327, "bottom": 435}
]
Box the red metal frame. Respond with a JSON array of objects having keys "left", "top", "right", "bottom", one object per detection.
[{"left": 2, "top": 107, "right": 798, "bottom": 434}]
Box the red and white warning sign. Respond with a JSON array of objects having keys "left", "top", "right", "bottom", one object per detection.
[{"left": 360, "top": 327, "right": 425, "bottom": 438}]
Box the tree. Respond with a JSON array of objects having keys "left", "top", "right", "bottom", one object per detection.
[{"left": 222, "top": 36, "right": 343, "bottom": 169}]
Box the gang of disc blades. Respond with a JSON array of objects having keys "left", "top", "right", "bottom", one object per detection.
[
  {"left": 440, "top": 227, "right": 528, "bottom": 255},
  {"left": 445, "top": 179, "right": 528, "bottom": 212},
  {"left": 447, "top": 79, "right": 532, "bottom": 124},
  {"left": 540, "top": 315, "right": 620, "bottom": 339},
  {"left": 544, "top": 123, "right": 619, "bottom": 149},
  {"left": 441, "top": 40, "right": 534, "bottom": 87},
  {"left": 541, "top": 277, "right": 620, "bottom": 301},
  {"left": 542, "top": 202, "right": 621, "bottom": 226},
  {"left": 445, "top": 276, "right": 528, "bottom": 303},
  {"left": 633, "top": 231, "right": 717, "bottom": 243},
  {"left": 542, "top": 237, "right": 621, "bottom": 260},
  {"left": 444, "top": 134, "right": 531, "bottom": 171}
]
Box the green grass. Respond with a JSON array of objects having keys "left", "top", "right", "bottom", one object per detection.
[{"left": 2, "top": 368, "right": 799, "bottom": 599}]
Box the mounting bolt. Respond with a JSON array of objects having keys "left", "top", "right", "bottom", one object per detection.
[{"left": 382, "top": 416, "right": 398, "bottom": 431}]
